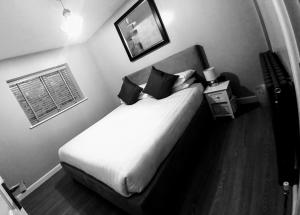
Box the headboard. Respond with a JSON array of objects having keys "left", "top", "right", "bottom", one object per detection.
[{"left": 126, "top": 45, "right": 209, "bottom": 85}]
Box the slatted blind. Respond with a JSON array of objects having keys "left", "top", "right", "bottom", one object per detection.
[{"left": 7, "top": 64, "right": 86, "bottom": 128}]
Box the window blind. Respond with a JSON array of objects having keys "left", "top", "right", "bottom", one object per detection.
[{"left": 7, "top": 64, "right": 86, "bottom": 128}]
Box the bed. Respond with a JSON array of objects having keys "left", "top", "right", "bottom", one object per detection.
[{"left": 59, "top": 45, "right": 212, "bottom": 215}]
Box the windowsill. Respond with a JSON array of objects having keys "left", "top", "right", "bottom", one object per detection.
[{"left": 29, "top": 97, "right": 88, "bottom": 129}]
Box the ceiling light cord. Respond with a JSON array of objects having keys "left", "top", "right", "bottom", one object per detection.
[
  {"left": 58, "top": 0, "right": 71, "bottom": 17},
  {"left": 58, "top": 0, "right": 66, "bottom": 10}
]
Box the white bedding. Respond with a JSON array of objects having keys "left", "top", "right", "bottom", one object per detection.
[{"left": 58, "top": 83, "right": 204, "bottom": 197}]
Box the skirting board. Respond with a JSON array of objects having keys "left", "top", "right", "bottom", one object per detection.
[
  {"left": 17, "top": 164, "right": 62, "bottom": 201},
  {"left": 236, "top": 96, "right": 258, "bottom": 104}
]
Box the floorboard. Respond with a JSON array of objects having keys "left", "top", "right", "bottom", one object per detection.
[{"left": 21, "top": 104, "right": 290, "bottom": 215}]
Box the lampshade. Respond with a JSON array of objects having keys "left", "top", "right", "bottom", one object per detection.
[{"left": 203, "top": 67, "right": 218, "bottom": 82}]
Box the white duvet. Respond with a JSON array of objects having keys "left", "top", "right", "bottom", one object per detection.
[{"left": 58, "top": 83, "right": 204, "bottom": 197}]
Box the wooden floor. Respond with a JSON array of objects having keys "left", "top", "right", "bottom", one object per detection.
[{"left": 22, "top": 104, "right": 290, "bottom": 215}]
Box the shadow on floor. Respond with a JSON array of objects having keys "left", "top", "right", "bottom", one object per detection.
[
  {"left": 54, "top": 171, "right": 128, "bottom": 215},
  {"left": 235, "top": 102, "right": 260, "bottom": 117}
]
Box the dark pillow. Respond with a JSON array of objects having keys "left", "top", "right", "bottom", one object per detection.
[
  {"left": 143, "top": 67, "right": 178, "bottom": 99},
  {"left": 118, "top": 77, "right": 143, "bottom": 105}
]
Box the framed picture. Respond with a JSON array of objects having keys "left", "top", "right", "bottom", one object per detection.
[{"left": 114, "top": 0, "right": 169, "bottom": 61}]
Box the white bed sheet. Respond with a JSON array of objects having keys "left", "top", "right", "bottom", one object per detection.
[{"left": 58, "top": 83, "right": 204, "bottom": 197}]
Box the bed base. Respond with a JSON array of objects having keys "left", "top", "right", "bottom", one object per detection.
[{"left": 61, "top": 99, "right": 213, "bottom": 215}]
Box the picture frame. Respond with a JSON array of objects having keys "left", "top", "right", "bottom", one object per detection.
[{"left": 114, "top": 0, "right": 169, "bottom": 62}]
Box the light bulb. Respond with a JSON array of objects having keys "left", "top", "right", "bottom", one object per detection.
[{"left": 61, "top": 13, "right": 83, "bottom": 39}]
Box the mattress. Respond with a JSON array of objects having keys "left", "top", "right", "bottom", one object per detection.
[{"left": 58, "top": 83, "right": 204, "bottom": 197}]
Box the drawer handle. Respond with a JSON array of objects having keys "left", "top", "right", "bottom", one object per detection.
[{"left": 215, "top": 96, "right": 220, "bottom": 99}]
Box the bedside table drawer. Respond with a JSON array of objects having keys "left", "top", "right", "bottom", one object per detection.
[
  {"left": 206, "top": 91, "right": 227, "bottom": 103},
  {"left": 211, "top": 103, "right": 231, "bottom": 115}
]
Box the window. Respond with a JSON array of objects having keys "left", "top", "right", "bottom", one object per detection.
[{"left": 7, "top": 64, "right": 87, "bottom": 128}]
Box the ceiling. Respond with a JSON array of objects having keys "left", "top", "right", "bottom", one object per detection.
[{"left": 0, "top": 0, "right": 127, "bottom": 61}]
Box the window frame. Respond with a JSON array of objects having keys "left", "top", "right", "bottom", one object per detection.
[{"left": 7, "top": 63, "right": 87, "bottom": 129}]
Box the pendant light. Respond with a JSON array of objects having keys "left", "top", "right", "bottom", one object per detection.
[{"left": 58, "top": 0, "right": 83, "bottom": 39}]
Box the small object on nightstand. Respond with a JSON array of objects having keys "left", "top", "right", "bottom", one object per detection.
[{"left": 204, "top": 80, "right": 237, "bottom": 119}]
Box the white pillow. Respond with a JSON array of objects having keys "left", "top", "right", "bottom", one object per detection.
[
  {"left": 138, "top": 83, "right": 152, "bottom": 99},
  {"left": 139, "top": 83, "right": 146, "bottom": 88},
  {"left": 173, "top": 69, "right": 196, "bottom": 88},
  {"left": 173, "top": 77, "right": 196, "bottom": 93}
]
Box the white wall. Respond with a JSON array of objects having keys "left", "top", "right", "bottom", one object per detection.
[
  {"left": 284, "top": 0, "right": 300, "bottom": 52},
  {"left": 0, "top": 44, "right": 116, "bottom": 186},
  {"left": 87, "top": 0, "right": 268, "bottom": 99},
  {"left": 256, "top": 0, "right": 292, "bottom": 74}
]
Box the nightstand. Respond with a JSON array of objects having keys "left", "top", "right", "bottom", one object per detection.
[{"left": 204, "top": 81, "right": 237, "bottom": 119}]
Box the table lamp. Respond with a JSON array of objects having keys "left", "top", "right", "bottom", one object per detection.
[{"left": 204, "top": 67, "right": 218, "bottom": 86}]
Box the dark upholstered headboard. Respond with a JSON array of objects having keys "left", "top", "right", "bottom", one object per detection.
[{"left": 126, "top": 45, "right": 209, "bottom": 85}]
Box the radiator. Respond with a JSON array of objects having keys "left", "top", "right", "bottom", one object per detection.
[{"left": 260, "top": 51, "right": 300, "bottom": 185}]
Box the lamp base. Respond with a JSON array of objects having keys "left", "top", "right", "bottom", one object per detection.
[{"left": 209, "top": 81, "right": 219, "bottom": 87}]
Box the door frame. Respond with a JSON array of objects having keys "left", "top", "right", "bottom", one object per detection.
[{"left": 271, "top": 0, "right": 300, "bottom": 214}]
